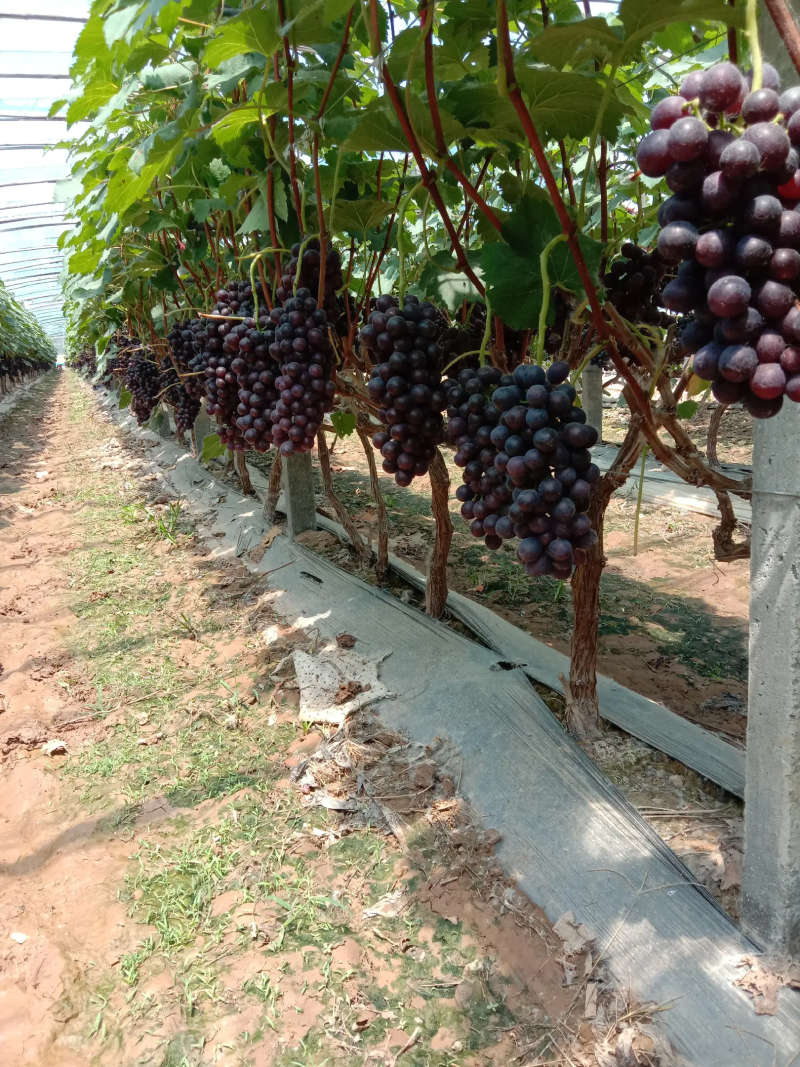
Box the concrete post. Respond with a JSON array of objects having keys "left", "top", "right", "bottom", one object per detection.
[
  {"left": 581, "top": 364, "right": 604, "bottom": 440},
  {"left": 192, "top": 401, "right": 214, "bottom": 457},
  {"left": 283, "top": 451, "right": 317, "bottom": 538},
  {"left": 741, "top": 403, "right": 800, "bottom": 953}
]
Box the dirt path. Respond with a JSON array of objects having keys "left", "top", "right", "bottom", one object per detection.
[{"left": 0, "top": 373, "right": 670, "bottom": 1066}]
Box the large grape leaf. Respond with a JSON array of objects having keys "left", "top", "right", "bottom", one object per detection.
[
  {"left": 341, "top": 107, "right": 409, "bottom": 153},
  {"left": 442, "top": 85, "right": 524, "bottom": 145},
  {"left": 619, "top": 0, "right": 745, "bottom": 42},
  {"left": 329, "top": 198, "right": 395, "bottom": 232},
  {"left": 513, "top": 67, "right": 628, "bottom": 142},
  {"left": 204, "top": 9, "right": 280, "bottom": 68},
  {"left": 526, "top": 18, "right": 622, "bottom": 71},
  {"left": 482, "top": 196, "right": 603, "bottom": 330},
  {"left": 66, "top": 80, "right": 119, "bottom": 125},
  {"left": 211, "top": 107, "right": 262, "bottom": 146}
]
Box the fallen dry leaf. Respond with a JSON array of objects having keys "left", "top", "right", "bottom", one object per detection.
[{"left": 735, "top": 954, "right": 800, "bottom": 1015}]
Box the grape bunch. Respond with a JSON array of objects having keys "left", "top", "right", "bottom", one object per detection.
[
  {"left": 637, "top": 60, "right": 800, "bottom": 417},
  {"left": 125, "top": 350, "right": 161, "bottom": 425},
  {"left": 445, "top": 360, "right": 601, "bottom": 579},
  {"left": 360, "top": 294, "right": 448, "bottom": 487},
  {"left": 267, "top": 287, "right": 336, "bottom": 457},
  {"left": 276, "top": 239, "right": 344, "bottom": 320},
  {"left": 158, "top": 363, "right": 201, "bottom": 435},
  {"left": 604, "top": 244, "right": 673, "bottom": 327},
  {"left": 70, "top": 348, "right": 97, "bottom": 376},
  {"left": 167, "top": 319, "right": 205, "bottom": 400}
]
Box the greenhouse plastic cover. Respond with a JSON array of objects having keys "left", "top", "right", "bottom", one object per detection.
[{"left": 0, "top": 1, "right": 88, "bottom": 352}]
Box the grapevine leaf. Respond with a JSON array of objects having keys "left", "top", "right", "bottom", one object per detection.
[
  {"left": 514, "top": 67, "right": 628, "bottom": 142},
  {"left": 340, "top": 107, "right": 409, "bottom": 153},
  {"left": 482, "top": 196, "right": 603, "bottom": 330},
  {"left": 238, "top": 195, "right": 270, "bottom": 234},
  {"left": 676, "top": 400, "right": 699, "bottom": 419},
  {"left": 324, "top": 0, "right": 355, "bottom": 24},
  {"left": 619, "top": 0, "right": 745, "bottom": 43},
  {"left": 201, "top": 433, "right": 226, "bottom": 461},
  {"left": 329, "top": 198, "right": 395, "bottom": 232},
  {"left": 211, "top": 107, "right": 262, "bottom": 146},
  {"left": 330, "top": 411, "right": 357, "bottom": 437},
  {"left": 204, "top": 9, "right": 281, "bottom": 68},
  {"left": 66, "top": 80, "right": 120, "bottom": 125},
  {"left": 119, "top": 387, "right": 132, "bottom": 410},
  {"left": 527, "top": 18, "right": 622, "bottom": 71}
]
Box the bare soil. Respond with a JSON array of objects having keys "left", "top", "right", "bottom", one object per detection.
[{"left": 0, "top": 373, "right": 677, "bottom": 1065}]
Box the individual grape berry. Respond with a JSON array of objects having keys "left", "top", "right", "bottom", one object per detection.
[
  {"left": 657, "top": 196, "right": 703, "bottom": 227},
  {"left": 751, "top": 363, "right": 787, "bottom": 398},
  {"left": 651, "top": 95, "right": 689, "bottom": 129},
  {"left": 752, "top": 278, "right": 794, "bottom": 317},
  {"left": 779, "top": 210, "right": 800, "bottom": 247},
  {"left": 699, "top": 62, "right": 745, "bottom": 112},
  {"left": 679, "top": 70, "right": 706, "bottom": 101},
  {"left": 701, "top": 170, "right": 740, "bottom": 213},
  {"left": 781, "top": 346, "right": 800, "bottom": 374},
  {"left": 734, "top": 234, "right": 774, "bottom": 271},
  {"left": 746, "top": 63, "right": 781, "bottom": 93},
  {"left": 758, "top": 329, "right": 787, "bottom": 363},
  {"left": 695, "top": 229, "right": 735, "bottom": 268},
  {"left": 779, "top": 86, "right": 800, "bottom": 118},
  {"left": 742, "top": 194, "right": 783, "bottom": 233},
  {"left": 742, "top": 88, "right": 781, "bottom": 124},
  {"left": 769, "top": 247, "right": 800, "bottom": 281},
  {"left": 712, "top": 378, "right": 748, "bottom": 404},
  {"left": 720, "top": 307, "right": 763, "bottom": 343},
  {"left": 703, "top": 129, "right": 736, "bottom": 171},
  {"left": 637, "top": 130, "right": 673, "bottom": 177},
  {"left": 742, "top": 122, "right": 791, "bottom": 171},
  {"left": 667, "top": 117, "right": 708, "bottom": 161},
  {"left": 719, "top": 344, "right": 758, "bottom": 382},
  {"left": 693, "top": 341, "right": 723, "bottom": 380},
  {"left": 707, "top": 275, "right": 751, "bottom": 317},
  {"left": 787, "top": 375, "right": 800, "bottom": 401},
  {"left": 657, "top": 220, "right": 699, "bottom": 261},
  {"left": 720, "top": 138, "right": 761, "bottom": 180},
  {"left": 661, "top": 277, "right": 700, "bottom": 313},
  {"left": 667, "top": 159, "right": 706, "bottom": 194}
]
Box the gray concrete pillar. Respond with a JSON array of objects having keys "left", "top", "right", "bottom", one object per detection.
[
  {"left": 283, "top": 451, "right": 317, "bottom": 538},
  {"left": 192, "top": 401, "right": 214, "bottom": 457},
  {"left": 581, "top": 364, "right": 604, "bottom": 440},
  {"left": 742, "top": 402, "right": 800, "bottom": 953}
]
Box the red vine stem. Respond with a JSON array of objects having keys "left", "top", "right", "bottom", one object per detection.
[
  {"left": 422, "top": 2, "right": 447, "bottom": 157},
  {"left": 456, "top": 153, "right": 493, "bottom": 238},
  {"left": 559, "top": 141, "right": 577, "bottom": 206},
  {"left": 313, "top": 134, "right": 328, "bottom": 307},
  {"left": 599, "top": 139, "right": 608, "bottom": 245},
  {"left": 317, "top": 5, "right": 354, "bottom": 120},
  {"left": 369, "top": 0, "right": 484, "bottom": 295},
  {"left": 762, "top": 0, "right": 800, "bottom": 76},
  {"left": 728, "top": 0, "right": 738, "bottom": 64},
  {"left": 276, "top": 0, "right": 304, "bottom": 235}
]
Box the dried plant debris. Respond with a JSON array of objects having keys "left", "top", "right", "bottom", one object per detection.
[{"left": 736, "top": 955, "right": 800, "bottom": 1015}]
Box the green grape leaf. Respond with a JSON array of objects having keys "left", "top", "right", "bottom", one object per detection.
[
  {"left": 324, "top": 0, "right": 356, "bottom": 24},
  {"left": 211, "top": 107, "right": 262, "bottom": 145},
  {"left": 341, "top": 107, "right": 409, "bottom": 153},
  {"left": 482, "top": 196, "right": 603, "bottom": 330},
  {"left": 66, "top": 80, "right": 119, "bottom": 125},
  {"left": 513, "top": 67, "right": 628, "bottom": 142},
  {"left": 330, "top": 411, "right": 356, "bottom": 437},
  {"left": 204, "top": 9, "right": 280, "bottom": 68},
  {"left": 329, "top": 198, "right": 395, "bottom": 233},
  {"left": 201, "top": 433, "right": 226, "bottom": 461},
  {"left": 527, "top": 18, "right": 622, "bottom": 71},
  {"left": 676, "top": 400, "right": 699, "bottom": 419},
  {"left": 619, "top": 0, "right": 745, "bottom": 43},
  {"left": 119, "top": 386, "right": 132, "bottom": 410},
  {"left": 239, "top": 195, "right": 270, "bottom": 234}
]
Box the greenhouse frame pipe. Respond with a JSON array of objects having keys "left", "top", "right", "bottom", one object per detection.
[
  {"left": 0, "top": 180, "right": 60, "bottom": 188},
  {"left": 0, "top": 13, "right": 87, "bottom": 21}
]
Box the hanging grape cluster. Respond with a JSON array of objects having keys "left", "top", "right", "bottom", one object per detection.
[
  {"left": 604, "top": 244, "right": 673, "bottom": 327},
  {"left": 268, "top": 287, "right": 336, "bottom": 457},
  {"left": 70, "top": 348, "right": 97, "bottom": 376},
  {"left": 360, "top": 294, "right": 448, "bottom": 487},
  {"left": 445, "top": 361, "right": 601, "bottom": 579},
  {"left": 167, "top": 320, "right": 206, "bottom": 401},
  {"left": 638, "top": 60, "right": 800, "bottom": 417},
  {"left": 157, "top": 363, "right": 201, "bottom": 435},
  {"left": 276, "top": 239, "right": 344, "bottom": 321},
  {"left": 125, "top": 349, "right": 161, "bottom": 425}
]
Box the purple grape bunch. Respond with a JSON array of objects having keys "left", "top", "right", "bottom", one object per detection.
[
  {"left": 267, "top": 288, "right": 336, "bottom": 457},
  {"left": 125, "top": 348, "right": 160, "bottom": 425},
  {"left": 637, "top": 61, "right": 800, "bottom": 417},
  {"left": 361, "top": 294, "right": 448, "bottom": 487},
  {"left": 445, "top": 360, "right": 601, "bottom": 579}
]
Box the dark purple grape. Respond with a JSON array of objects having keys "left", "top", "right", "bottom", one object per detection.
[
  {"left": 680, "top": 321, "right": 713, "bottom": 354},
  {"left": 742, "top": 122, "right": 791, "bottom": 170},
  {"left": 637, "top": 130, "right": 672, "bottom": 177},
  {"left": 719, "top": 344, "right": 758, "bottom": 382},
  {"left": 667, "top": 159, "right": 706, "bottom": 195},
  {"left": 779, "top": 86, "right": 800, "bottom": 118},
  {"left": 680, "top": 70, "right": 706, "bottom": 101},
  {"left": 781, "top": 346, "right": 800, "bottom": 374},
  {"left": 770, "top": 247, "right": 800, "bottom": 281},
  {"left": 757, "top": 329, "right": 786, "bottom": 363},
  {"left": 751, "top": 363, "right": 786, "bottom": 398},
  {"left": 667, "top": 117, "right": 708, "bottom": 161},
  {"left": 780, "top": 307, "right": 800, "bottom": 342},
  {"left": 703, "top": 129, "right": 736, "bottom": 170},
  {"left": 546, "top": 360, "right": 570, "bottom": 384},
  {"left": 742, "top": 88, "right": 780, "bottom": 124},
  {"left": 517, "top": 537, "right": 543, "bottom": 564},
  {"left": 699, "top": 63, "right": 744, "bottom": 112},
  {"left": 743, "top": 391, "right": 784, "bottom": 417},
  {"left": 657, "top": 196, "right": 702, "bottom": 227},
  {"left": 661, "top": 277, "right": 700, "bottom": 312},
  {"left": 787, "top": 375, "right": 800, "bottom": 401},
  {"left": 712, "top": 378, "right": 747, "bottom": 403},
  {"left": 693, "top": 341, "right": 723, "bottom": 380},
  {"left": 720, "top": 307, "right": 763, "bottom": 343},
  {"left": 735, "top": 234, "right": 773, "bottom": 271},
  {"left": 743, "top": 194, "right": 783, "bottom": 233},
  {"left": 752, "top": 279, "right": 795, "bottom": 317},
  {"left": 780, "top": 210, "right": 800, "bottom": 247},
  {"left": 720, "top": 138, "right": 761, "bottom": 180},
  {"left": 651, "top": 96, "right": 689, "bottom": 130},
  {"left": 701, "top": 170, "right": 740, "bottom": 213},
  {"left": 707, "top": 275, "right": 751, "bottom": 317},
  {"left": 695, "top": 229, "right": 734, "bottom": 268},
  {"left": 657, "top": 220, "right": 699, "bottom": 262}
]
